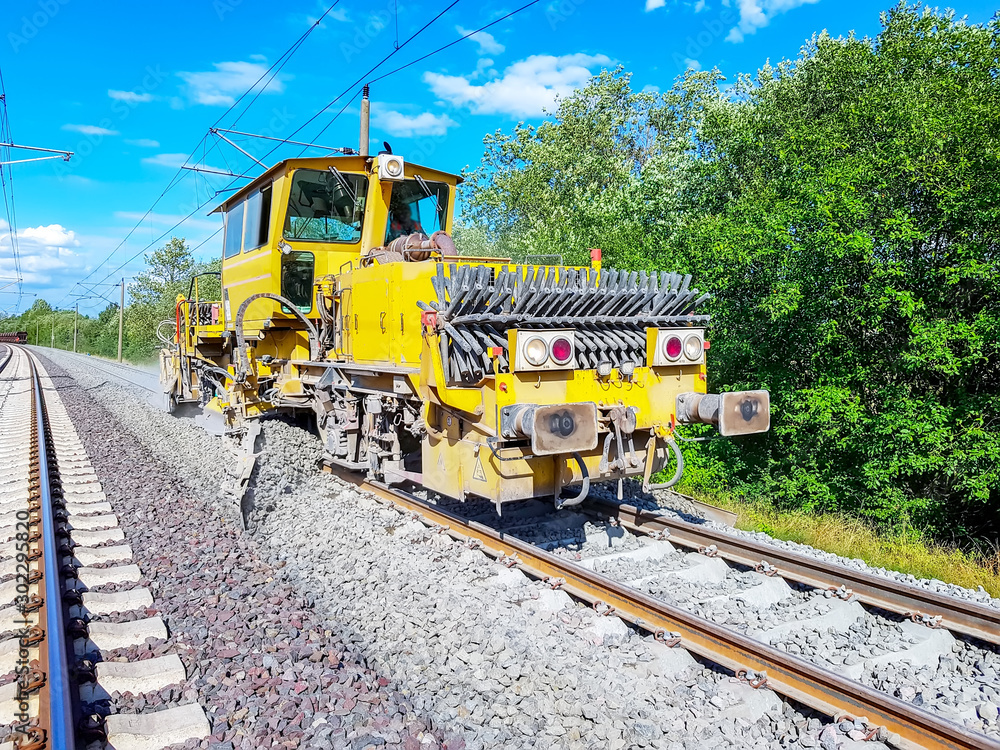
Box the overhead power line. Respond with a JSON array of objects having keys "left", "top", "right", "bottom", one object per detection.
[
  {"left": 71, "top": 0, "right": 542, "bottom": 299},
  {"left": 60, "top": 0, "right": 346, "bottom": 307}
]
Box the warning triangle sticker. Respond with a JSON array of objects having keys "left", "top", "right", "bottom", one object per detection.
[{"left": 473, "top": 457, "right": 487, "bottom": 482}]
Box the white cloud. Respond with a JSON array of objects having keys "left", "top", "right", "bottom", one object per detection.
[
  {"left": 126, "top": 138, "right": 160, "bottom": 148},
  {"left": 424, "top": 53, "right": 613, "bottom": 118},
  {"left": 694, "top": 0, "right": 707, "bottom": 10},
  {"left": 726, "top": 0, "right": 819, "bottom": 42},
  {"left": 375, "top": 109, "right": 458, "bottom": 137},
  {"left": 0, "top": 220, "right": 81, "bottom": 288},
  {"left": 108, "top": 89, "right": 154, "bottom": 103},
  {"left": 456, "top": 25, "right": 505, "bottom": 55},
  {"left": 19, "top": 224, "right": 78, "bottom": 248},
  {"left": 62, "top": 124, "right": 119, "bottom": 136},
  {"left": 685, "top": 58, "right": 702, "bottom": 70},
  {"left": 141, "top": 153, "right": 190, "bottom": 168},
  {"left": 177, "top": 60, "right": 286, "bottom": 106},
  {"left": 645, "top": 0, "right": 666, "bottom": 9}
]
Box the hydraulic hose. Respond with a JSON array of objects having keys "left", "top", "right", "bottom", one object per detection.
[
  {"left": 234, "top": 293, "right": 319, "bottom": 384},
  {"left": 642, "top": 435, "right": 684, "bottom": 492},
  {"left": 555, "top": 452, "right": 590, "bottom": 510}
]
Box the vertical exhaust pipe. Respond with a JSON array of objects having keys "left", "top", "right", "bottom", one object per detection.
[{"left": 360, "top": 84, "right": 370, "bottom": 157}]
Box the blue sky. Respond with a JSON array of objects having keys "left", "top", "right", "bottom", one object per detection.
[{"left": 0, "top": 0, "right": 996, "bottom": 316}]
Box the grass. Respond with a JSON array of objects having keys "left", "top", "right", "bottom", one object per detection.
[{"left": 683, "top": 489, "right": 1000, "bottom": 599}]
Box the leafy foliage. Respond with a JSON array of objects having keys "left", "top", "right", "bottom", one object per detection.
[{"left": 462, "top": 3, "right": 1000, "bottom": 541}]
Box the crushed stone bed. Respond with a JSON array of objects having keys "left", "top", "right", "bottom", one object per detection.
[
  {"left": 37, "top": 355, "right": 445, "bottom": 750},
  {"left": 37, "top": 347, "right": 1000, "bottom": 747}
]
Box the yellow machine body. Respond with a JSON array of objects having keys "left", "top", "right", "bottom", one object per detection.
[{"left": 161, "top": 151, "right": 769, "bottom": 508}]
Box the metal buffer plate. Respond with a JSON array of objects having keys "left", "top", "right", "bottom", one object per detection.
[{"left": 531, "top": 403, "right": 598, "bottom": 455}]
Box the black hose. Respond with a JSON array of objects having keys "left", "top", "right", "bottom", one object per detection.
[
  {"left": 234, "top": 293, "right": 319, "bottom": 383},
  {"left": 555, "top": 452, "right": 590, "bottom": 510}
]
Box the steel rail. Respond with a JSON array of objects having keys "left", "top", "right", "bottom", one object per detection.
[
  {"left": 24, "top": 347, "right": 77, "bottom": 750},
  {"left": 326, "top": 467, "right": 997, "bottom": 750},
  {"left": 37, "top": 348, "right": 159, "bottom": 394},
  {"left": 589, "top": 499, "right": 1000, "bottom": 647}
]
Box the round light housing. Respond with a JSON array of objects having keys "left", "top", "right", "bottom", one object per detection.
[
  {"left": 524, "top": 336, "right": 548, "bottom": 366},
  {"left": 550, "top": 336, "right": 573, "bottom": 365},
  {"left": 663, "top": 335, "right": 683, "bottom": 361},
  {"left": 683, "top": 334, "right": 703, "bottom": 361},
  {"left": 385, "top": 158, "right": 403, "bottom": 177}
]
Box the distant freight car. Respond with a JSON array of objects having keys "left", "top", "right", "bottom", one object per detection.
[{"left": 0, "top": 331, "right": 27, "bottom": 343}]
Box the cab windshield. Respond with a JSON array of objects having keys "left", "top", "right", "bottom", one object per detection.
[
  {"left": 284, "top": 168, "right": 368, "bottom": 243},
  {"left": 386, "top": 178, "right": 449, "bottom": 243}
]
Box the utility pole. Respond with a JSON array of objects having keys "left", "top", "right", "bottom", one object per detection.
[
  {"left": 50, "top": 315, "right": 54, "bottom": 347},
  {"left": 117, "top": 278, "right": 124, "bottom": 362},
  {"left": 73, "top": 303, "right": 78, "bottom": 353},
  {"left": 35, "top": 319, "right": 38, "bottom": 345}
]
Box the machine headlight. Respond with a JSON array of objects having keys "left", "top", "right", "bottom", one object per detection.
[
  {"left": 663, "top": 335, "right": 683, "bottom": 361},
  {"left": 524, "top": 337, "right": 549, "bottom": 366},
  {"left": 683, "top": 334, "right": 703, "bottom": 361},
  {"left": 596, "top": 361, "right": 613, "bottom": 378},
  {"left": 385, "top": 159, "right": 403, "bottom": 177},
  {"left": 619, "top": 360, "right": 636, "bottom": 377}
]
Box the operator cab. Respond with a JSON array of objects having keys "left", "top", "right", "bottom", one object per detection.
[{"left": 210, "top": 155, "right": 461, "bottom": 333}]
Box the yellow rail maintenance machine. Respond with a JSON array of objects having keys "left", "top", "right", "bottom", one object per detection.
[{"left": 160, "top": 92, "right": 770, "bottom": 511}]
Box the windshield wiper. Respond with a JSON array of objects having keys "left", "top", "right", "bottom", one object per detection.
[
  {"left": 414, "top": 174, "right": 441, "bottom": 217},
  {"left": 327, "top": 166, "right": 357, "bottom": 205}
]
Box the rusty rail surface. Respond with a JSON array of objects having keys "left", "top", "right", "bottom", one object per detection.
[
  {"left": 11, "top": 346, "right": 76, "bottom": 750},
  {"left": 589, "top": 499, "right": 1000, "bottom": 647},
  {"left": 326, "top": 468, "right": 997, "bottom": 750}
]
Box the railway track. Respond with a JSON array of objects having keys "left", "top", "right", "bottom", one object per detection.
[
  {"left": 325, "top": 465, "right": 1000, "bottom": 750},
  {"left": 27, "top": 350, "right": 1000, "bottom": 748},
  {"left": 0, "top": 345, "right": 209, "bottom": 749}
]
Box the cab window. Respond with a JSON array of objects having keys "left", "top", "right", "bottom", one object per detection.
[
  {"left": 386, "top": 178, "right": 449, "bottom": 243},
  {"left": 244, "top": 184, "right": 272, "bottom": 251},
  {"left": 223, "top": 200, "right": 245, "bottom": 258},
  {"left": 281, "top": 251, "right": 314, "bottom": 312},
  {"left": 283, "top": 169, "right": 367, "bottom": 244}
]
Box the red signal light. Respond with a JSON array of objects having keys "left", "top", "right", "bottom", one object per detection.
[{"left": 550, "top": 337, "right": 573, "bottom": 364}]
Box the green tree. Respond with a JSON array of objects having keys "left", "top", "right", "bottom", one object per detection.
[
  {"left": 125, "top": 238, "right": 220, "bottom": 360},
  {"left": 461, "top": 3, "right": 1000, "bottom": 542}
]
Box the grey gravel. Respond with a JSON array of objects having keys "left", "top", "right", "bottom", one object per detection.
[{"left": 40, "top": 347, "right": 999, "bottom": 747}]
